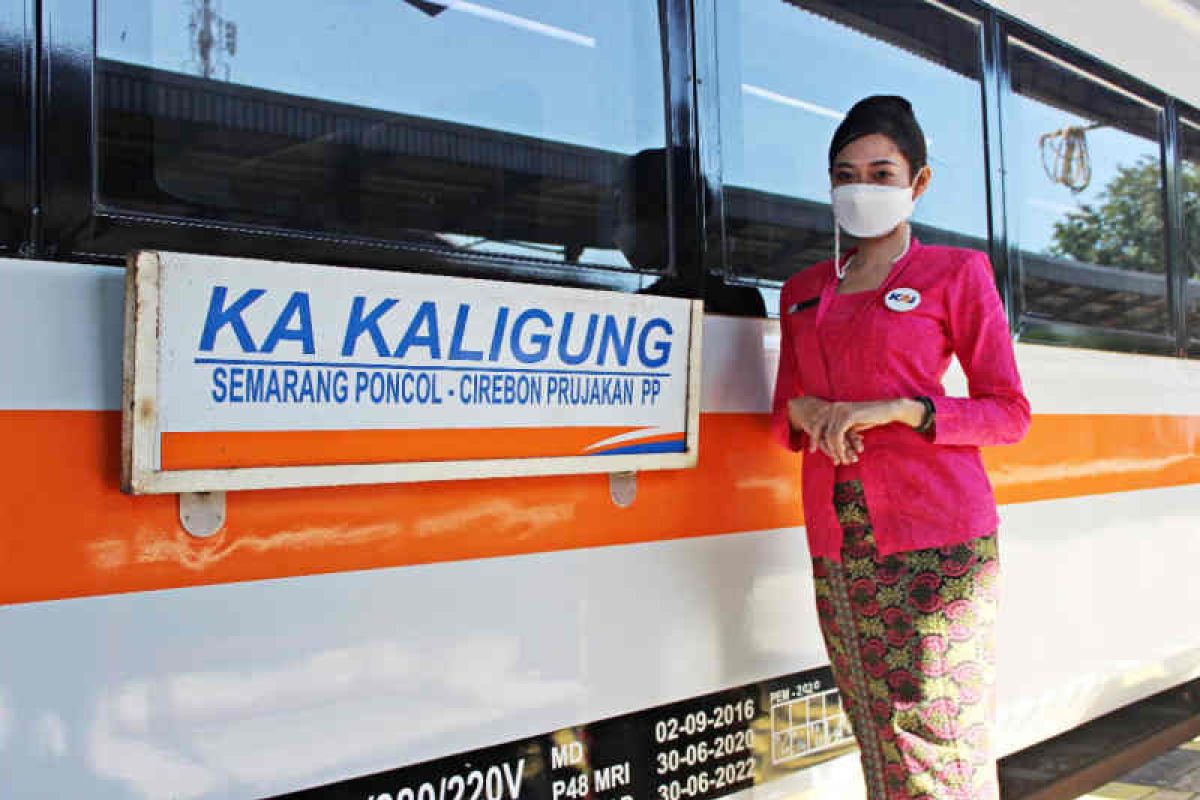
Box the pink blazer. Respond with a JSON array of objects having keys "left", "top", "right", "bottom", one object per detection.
[{"left": 771, "top": 239, "right": 1031, "bottom": 560}]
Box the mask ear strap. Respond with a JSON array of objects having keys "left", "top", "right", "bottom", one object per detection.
[{"left": 834, "top": 219, "right": 844, "bottom": 280}]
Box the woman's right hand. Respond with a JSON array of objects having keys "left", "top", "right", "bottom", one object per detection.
[{"left": 786, "top": 397, "right": 863, "bottom": 465}]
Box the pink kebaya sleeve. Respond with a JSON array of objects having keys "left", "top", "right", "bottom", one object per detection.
[
  {"left": 771, "top": 300, "right": 808, "bottom": 453},
  {"left": 930, "top": 252, "right": 1031, "bottom": 447}
]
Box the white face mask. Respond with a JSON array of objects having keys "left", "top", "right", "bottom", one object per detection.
[
  {"left": 831, "top": 183, "right": 915, "bottom": 239},
  {"left": 830, "top": 179, "right": 921, "bottom": 279}
]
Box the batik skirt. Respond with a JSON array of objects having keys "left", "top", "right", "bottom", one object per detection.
[{"left": 813, "top": 480, "right": 1000, "bottom": 800}]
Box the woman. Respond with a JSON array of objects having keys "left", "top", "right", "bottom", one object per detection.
[{"left": 771, "top": 95, "right": 1030, "bottom": 800}]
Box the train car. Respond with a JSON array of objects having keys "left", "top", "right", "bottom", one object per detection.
[{"left": 1, "top": 0, "right": 1199, "bottom": 798}]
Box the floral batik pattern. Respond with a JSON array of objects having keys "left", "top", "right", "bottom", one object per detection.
[{"left": 812, "top": 480, "right": 1000, "bottom": 800}]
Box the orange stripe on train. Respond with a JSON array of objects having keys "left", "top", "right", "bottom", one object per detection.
[
  {"left": 0, "top": 411, "right": 1197, "bottom": 605},
  {"left": 161, "top": 426, "right": 666, "bottom": 469}
]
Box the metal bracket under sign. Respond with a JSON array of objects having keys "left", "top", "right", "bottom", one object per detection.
[
  {"left": 179, "top": 491, "right": 226, "bottom": 537},
  {"left": 608, "top": 471, "right": 637, "bottom": 508}
]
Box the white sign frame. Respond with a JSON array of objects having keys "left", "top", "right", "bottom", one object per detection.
[{"left": 122, "top": 251, "right": 703, "bottom": 495}]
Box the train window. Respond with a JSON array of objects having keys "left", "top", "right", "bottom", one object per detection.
[
  {"left": 0, "top": 0, "right": 30, "bottom": 253},
  {"left": 713, "top": 0, "right": 988, "bottom": 290},
  {"left": 1007, "top": 39, "right": 1169, "bottom": 339},
  {"left": 95, "top": 1, "right": 669, "bottom": 277},
  {"left": 1179, "top": 118, "right": 1200, "bottom": 348}
]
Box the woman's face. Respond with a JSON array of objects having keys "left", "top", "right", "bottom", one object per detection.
[{"left": 830, "top": 133, "right": 930, "bottom": 199}]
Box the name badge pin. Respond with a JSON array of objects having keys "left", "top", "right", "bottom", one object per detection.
[{"left": 884, "top": 288, "right": 921, "bottom": 312}]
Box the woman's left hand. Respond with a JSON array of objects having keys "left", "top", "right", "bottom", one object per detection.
[{"left": 816, "top": 399, "right": 925, "bottom": 465}]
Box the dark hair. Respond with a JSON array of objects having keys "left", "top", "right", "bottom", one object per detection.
[{"left": 828, "top": 95, "right": 927, "bottom": 178}]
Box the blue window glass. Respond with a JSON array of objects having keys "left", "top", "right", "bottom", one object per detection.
[
  {"left": 715, "top": 0, "right": 988, "bottom": 289},
  {"left": 1008, "top": 39, "right": 1168, "bottom": 338},
  {"left": 96, "top": 0, "right": 669, "bottom": 279}
]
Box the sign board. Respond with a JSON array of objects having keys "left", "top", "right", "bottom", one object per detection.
[{"left": 122, "top": 252, "right": 702, "bottom": 494}]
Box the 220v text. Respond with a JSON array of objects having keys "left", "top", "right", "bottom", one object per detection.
[{"left": 367, "top": 760, "right": 525, "bottom": 800}]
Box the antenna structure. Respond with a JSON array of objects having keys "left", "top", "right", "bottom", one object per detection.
[{"left": 187, "top": 0, "right": 238, "bottom": 80}]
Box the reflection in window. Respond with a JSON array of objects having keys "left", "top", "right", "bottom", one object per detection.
[
  {"left": 715, "top": 0, "right": 988, "bottom": 287},
  {"left": 96, "top": 0, "right": 668, "bottom": 275},
  {"left": 1179, "top": 119, "right": 1200, "bottom": 346},
  {"left": 1008, "top": 40, "right": 1168, "bottom": 337}
]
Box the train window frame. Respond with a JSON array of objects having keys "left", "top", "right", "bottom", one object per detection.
[
  {"left": 997, "top": 18, "right": 1180, "bottom": 357},
  {"left": 701, "top": 0, "right": 994, "bottom": 316},
  {"left": 700, "top": 0, "right": 1198, "bottom": 357},
  {"left": 0, "top": 0, "right": 33, "bottom": 255},
  {"left": 36, "top": 0, "right": 708, "bottom": 298}
]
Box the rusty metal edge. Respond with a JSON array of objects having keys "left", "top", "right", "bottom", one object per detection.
[
  {"left": 121, "top": 250, "right": 160, "bottom": 495},
  {"left": 1009, "top": 692, "right": 1200, "bottom": 800}
]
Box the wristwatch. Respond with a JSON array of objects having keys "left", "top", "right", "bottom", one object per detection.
[{"left": 913, "top": 396, "right": 936, "bottom": 435}]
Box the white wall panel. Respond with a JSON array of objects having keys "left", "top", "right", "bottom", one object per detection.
[{"left": 991, "top": 0, "right": 1200, "bottom": 106}]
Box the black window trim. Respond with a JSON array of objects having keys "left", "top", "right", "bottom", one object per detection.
[
  {"left": 0, "top": 0, "right": 35, "bottom": 255},
  {"left": 1170, "top": 100, "right": 1200, "bottom": 349}
]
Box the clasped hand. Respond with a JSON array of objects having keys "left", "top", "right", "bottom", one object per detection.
[{"left": 786, "top": 397, "right": 916, "bottom": 465}]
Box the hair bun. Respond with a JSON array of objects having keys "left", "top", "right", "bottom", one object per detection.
[
  {"left": 828, "top": 94, "right": 927, "bottom": 174},
  {"left": 848, "top": 95, "right": 914, "bottom": 117}
]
